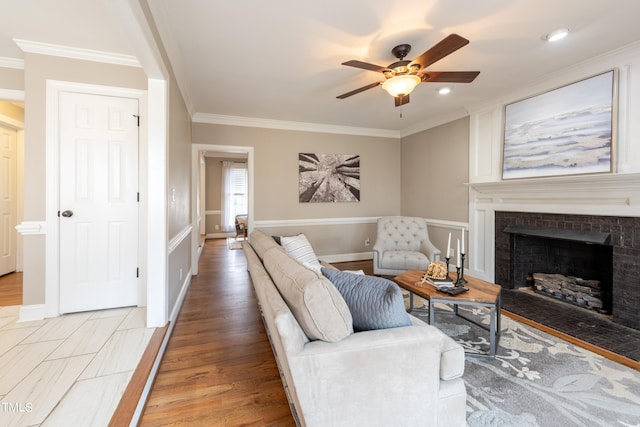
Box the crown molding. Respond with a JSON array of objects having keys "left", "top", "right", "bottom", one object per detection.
[
  {"left": 192, "top": 112, "right": 400, "bottom": 139},
  {"left": 400, "top": 108, "right": 470, "bottom": 138},
  {"left": 0, "top": 56, "right": 24, "bottom": 69},
  {"left": 13, "top": 39, "right": 140, "bottom": 68}
]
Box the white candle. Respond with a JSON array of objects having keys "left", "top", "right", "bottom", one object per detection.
[
  {"left": 446, "top": 232, "right": 451, "bottom": 258},
  {"left": 456, "top": 239, "right": 461, "bottom": 268},
  {"left": 461, "top": 227, "right": 465, "bottom": 254}
]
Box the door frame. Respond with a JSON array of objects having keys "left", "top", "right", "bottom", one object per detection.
[
  {"left": 0, "top": 113, "right": 24, "bottom": 273},
  {"left": 190, "top": 144, "right": 254, "bottom": 274},
  {"left": 45, "top": 80, "right": 147, "bottom": 318}
]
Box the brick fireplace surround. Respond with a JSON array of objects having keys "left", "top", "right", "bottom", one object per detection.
[{"left": 495, "top": 211, "right": 640, "bottom": 331}]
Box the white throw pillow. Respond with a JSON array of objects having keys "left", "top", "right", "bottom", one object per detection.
[{"left": 281, "top": 234, "right": 321, "bottom": 268}]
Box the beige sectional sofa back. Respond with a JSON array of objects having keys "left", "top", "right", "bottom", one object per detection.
[{"left": 244, "top": 229, "right": 467, "bottom": 427}]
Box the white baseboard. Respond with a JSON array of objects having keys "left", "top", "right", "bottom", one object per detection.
[
  {"left": 18, "top": 304, "right": 46, "bottom": 322},
  {"left": 205, "top": 232, "right": 234, "bottom": 239},
  {"left": 169, "top": 270, "right": 192, "bottom": 323},
  {"left": 320, "top": 252, "right": 373, "bottom": 263}
]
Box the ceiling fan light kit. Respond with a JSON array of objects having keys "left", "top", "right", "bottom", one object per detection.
[
  {"left": 381, "top": 74, "right": 421, "bottom": 97},
  {"left": 337, "top": 33, "right": 480, "bottom": 107}
]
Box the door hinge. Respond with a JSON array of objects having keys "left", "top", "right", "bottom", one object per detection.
[
  {"left": 57, "top": 210, "right": 60, "bottom": 217},
  {"left": 136, "top": 268, "right": 139, "bottom": 278},
  {"left": 137, "top": 192, "right": 140, "bottom": 202},
  {"left": 133, "top": 114, "right": 140, "bottom": 127}
]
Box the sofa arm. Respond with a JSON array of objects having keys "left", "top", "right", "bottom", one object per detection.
[
  {"left": 288, "top": 323, "right": 465, "bottom": 426},
  {"left": 440, "top": 334, "right": 465, "bottom": 380}
]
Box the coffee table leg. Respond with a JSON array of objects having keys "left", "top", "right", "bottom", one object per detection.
[
  {"left": 489, "top": 305, "right": 496, "bottom": 357},
  {"left": 429, "top": 300, "right": 435, "bottom": 325}
]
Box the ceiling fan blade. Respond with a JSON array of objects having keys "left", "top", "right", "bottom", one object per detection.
[
  {"left": 409, "top": 34, "right": 469, "bottom": 70},
  {"left": 342, "top": 60, "right": 388, "bottom": 73},
  {"left": 336, "top": 82, "right": 382, "bottom": 99},
  {"left": 394, "top": 94, "right": 410, "bottom": 107},
  {"left": 421, "top": 71, "right": 480, "bottom": 83}
]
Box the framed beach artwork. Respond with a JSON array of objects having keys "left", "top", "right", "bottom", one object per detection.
[
  {"left": 502, "top": 70, "right": 616, "bottom": 180},
  {"left": 298, "top": 153, "right": 360, "bottom": 203}
]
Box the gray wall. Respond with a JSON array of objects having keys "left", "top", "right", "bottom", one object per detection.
[
  {"left": 192, "top": 123, "right": 402, "bottom": 256},
  {"left": 401, "top": 117, "right": 470, "bottom": 260}
]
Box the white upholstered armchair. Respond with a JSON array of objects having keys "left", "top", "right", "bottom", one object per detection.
[{"left": 372, "top": 216, "right": 441, "bottom": 276}]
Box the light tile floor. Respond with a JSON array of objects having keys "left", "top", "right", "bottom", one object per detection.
[{"left": 0, "top": 305, "right": 154, "bottom": 426}]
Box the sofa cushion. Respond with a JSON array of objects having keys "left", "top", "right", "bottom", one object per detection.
[
  {"left": 263, "top": 248, "right": 353, "bottom": 342},
  {"left": 321, "top": 268, "right": 412, "bottom": 332},
  {"left": 249, "top": 229, "right": 284, "bottom": 260},
  {"left": 280, "top": 234, "right": 321, "bottom": 268}
]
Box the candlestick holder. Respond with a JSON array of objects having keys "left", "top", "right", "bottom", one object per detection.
[
  {"left": 455, "top": 267, "right": 462, "bottom": 285},
  {"left": 459, "top": 253, "right": 468, "bottom": 284},
  {"left": 445, "top": 257, "right": 452, "bottom": 281}
]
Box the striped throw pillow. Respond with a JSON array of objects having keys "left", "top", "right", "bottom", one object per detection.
[{"left": 281, "top": 234, "right": 321, "bottom": 268}]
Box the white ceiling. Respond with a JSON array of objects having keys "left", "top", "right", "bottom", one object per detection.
[{"left": 3, "top": 0, "right": 640, "bottom": 134}]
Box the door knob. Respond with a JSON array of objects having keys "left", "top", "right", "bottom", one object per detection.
[{"left": 61, "top": 210, "right": 74, "bottom": 217}]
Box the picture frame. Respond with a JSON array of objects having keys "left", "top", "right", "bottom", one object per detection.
[
  {"left": 298, "top": 153, "right": 360, "bottom": 203},
  {"left": 502, "top": 70, "right": 616, "bottom": 180}
]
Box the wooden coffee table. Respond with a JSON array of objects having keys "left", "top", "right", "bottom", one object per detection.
[{"left": 393, "top": 270, "right": 502, "bottom": 358}]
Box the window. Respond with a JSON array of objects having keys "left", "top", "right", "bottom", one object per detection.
[{"left": 221, "top": 162, "right": 247, "bottom": 231}]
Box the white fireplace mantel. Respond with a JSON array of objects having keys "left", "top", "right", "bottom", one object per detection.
[{"left": 467, "top": 172, "right": 640, "bottom": 282}]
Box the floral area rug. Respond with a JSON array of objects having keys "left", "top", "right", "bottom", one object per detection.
[{"left": 404, "top": 293, "right": 640, "bottom": 427}]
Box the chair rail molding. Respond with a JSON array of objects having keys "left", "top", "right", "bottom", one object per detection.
[{"left": 15, "top": 221, "right": 46, "bottom": 235}]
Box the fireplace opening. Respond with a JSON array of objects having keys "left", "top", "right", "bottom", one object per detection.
[
  {"left": 505, "top": 229, "right": 613, "bottom": 313},
  {"left": 495, "top": 211, "right": 640, "bottom": 331}
]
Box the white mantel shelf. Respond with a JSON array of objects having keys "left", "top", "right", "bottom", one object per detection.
[
  {"left": 469, "top": 172, "right": 640, "bottom": 194},
  {"left": 468, "top": 173, "right": 640, "bottom": 217}
]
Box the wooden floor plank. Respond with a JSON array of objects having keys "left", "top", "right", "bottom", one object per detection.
[
  {"left": 139, "top": 239, "right": 294, "bottom": 426},
  {"left": 0, "top": 271, "right": 22, "bottom": 306}
]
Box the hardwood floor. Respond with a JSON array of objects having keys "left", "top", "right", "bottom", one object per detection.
[
  {"left": 139, "top": 239, "right": 294, "bottom": 426},
  {"left": 0, "top": 272, "right": 22, "bottom": 306}
]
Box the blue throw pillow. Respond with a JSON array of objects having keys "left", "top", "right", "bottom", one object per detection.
[{"left": 321, "top": 268, "right": 411, "bottom": 332}]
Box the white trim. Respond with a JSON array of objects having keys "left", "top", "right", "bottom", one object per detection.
[
  {"left": 0, "top": 57, "right": 24, "bottom": 69},
  {"left": 253, "top": 216, "right": 465, "bottom": 230},
  {"left": 168, "top": 225, "right": 192, "bottom": 254},
  {"left": 192, "top": 112, "right": 400, "bottom": 139},
  {"left": 425, "top": 218, "right": 468, "bottom": 230},
  {"left": 205, "top": 232, "right": 234, "bottom": 239},
  {"left": 320, "top": 252, "right": 373, "bottom": 263},
  {"left": 0, "top": 89, "right": 25, "bottom": 101},
  {"left": 400, "top": 108, "right": 470, "bottom": 138},
  {"left": 0, "top": 113, "right": 23, "bottom": 129},
  {"left": 146, "top": 78, "right": 168, "bottom": 328},
  {"left": 255, "top": 217, "right": 378, "bottom": 228},
  {"left": 45, "top": 80, "right": 147, "bottom": 319},
  {"left": 205, "top": 210, "right": 221, "bottom": 215},
  {"left": 15, "top": 221, "right": 46, "bottom": 235},
  {"left": 169, "top": 270, "right": 192, "bottom": 323},
  {"left": 13, "top": 39, "right": 140, "bottom": 68},
  {"left": 18, "top": 304, "right": 46, "bottom": 322}
]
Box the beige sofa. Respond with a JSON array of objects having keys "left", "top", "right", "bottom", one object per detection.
[{"left": 244, "top": 229, "right": 467, "bottom": 427}]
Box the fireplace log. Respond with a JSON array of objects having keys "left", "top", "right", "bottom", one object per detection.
[{"left": 532, "top": 272, "right": 604, "bottom": 312}]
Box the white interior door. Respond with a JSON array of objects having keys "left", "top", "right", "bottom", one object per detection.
[
  {"left": 0, "top": 125, "right": 17, "bottom": 276},
  {"left": 59, "top": 92, "right": 139, "bottom": 313}
]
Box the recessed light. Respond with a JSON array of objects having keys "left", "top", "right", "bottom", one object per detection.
[
  {"left": 544, "top": 28, "right": 569, "bottom": 42},
  {"left": 437, "top": 87, "right": 452, "bottom": 95}
]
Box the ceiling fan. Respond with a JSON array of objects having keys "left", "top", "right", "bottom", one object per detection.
[{"left": 337, "top": 33, "right": 480, "bottom": 107}]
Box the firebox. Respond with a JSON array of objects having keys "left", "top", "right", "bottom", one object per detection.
[{"left": 495, "top": 211, "right": 640, "bottom": 330}]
